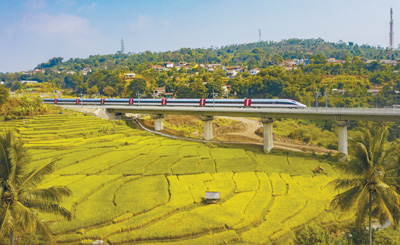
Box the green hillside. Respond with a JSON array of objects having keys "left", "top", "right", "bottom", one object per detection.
[{"left": 0, "top": 113, "right": 351, "bottom": 244}]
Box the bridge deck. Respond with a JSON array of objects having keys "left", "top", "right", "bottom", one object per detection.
[{"left": 62, "top": 105, "right": 400, "bottom": 122}]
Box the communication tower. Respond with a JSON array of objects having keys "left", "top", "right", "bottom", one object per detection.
[
  {"left": 121, "top": 38, "right": 125, "bottom": 54},
  {"left": 259, "top": 29, "right": 262, "bottom": 42},
  {"left": 390, "top": 8, "right": 394, "bottom": 59}
]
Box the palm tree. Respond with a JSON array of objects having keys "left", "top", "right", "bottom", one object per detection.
[
  {"left": 0, "top": 131, "right": 72, "bottom": 244},
  {"left": 330, "top": 126, "right": 400, "bottom": 245}
]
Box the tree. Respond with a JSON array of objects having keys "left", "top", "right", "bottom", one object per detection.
[
  {"left": 127, "top": 78, "right": 147, "bottom": 97},
  {"left": 329, "top": 126, "right": 400, "bottom": 245},
  {"left": 102, "top": 86, "right": 116, "bottom": 97},
  {"left": 48, "top": 57, "right": 63, "bottom": 67},
  {"left": 262, "top": 76, "right": 285, "bottom": 97},
  {"left": 190, "top": 79, "right": 208, "bottom": 98},
  {"left": 0, "top": 86, "right": 9, "bottom": 105},
  {"left": 0, "top": 131, "right": 72, "bottom": 244},
  {"left": 294, "top": 224, "right": 333, "bottom": 245},
  {"left": 87, "top": 86, "right": 99, "bottom": 96},
  {"left": 271, "top": 54, "right": 283, "bottom": 65},
  {"left": 310, "top": 54, "right": 327, "bottom": 65}
]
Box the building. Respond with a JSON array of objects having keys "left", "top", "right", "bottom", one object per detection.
[
  {"left": 379, "top": 60, "right": 397, "bottom": 66},
  {"left": 32, "top": 69, "right": 45, "bottom": 74},
  {"left": 20, "top": 80, "right": 38, "bottom": 84},
  {"left": 332, "top": 88, "right": 346, "bottom": 95},
  {"left": 367, "top": 89, "right": 380, "bottom": 95},
  {"left": 154, "top": 87, "right": 166, "bottom": 97},
  {"left": 249, "top": 68, "right": 260, "bottom": 75},
  {"left": 164, "top": 62, "right": 174, "bottom": 68},
  {"left": 80, "top": 67, "right": 92, "bottom": 75},
  {"left": 285, "top": 66, "right": 298, "bottom": 71},
  {"left": 203, "top": 64, "right": 222, "bottom": 72},
  {"left": 226, "top": 66, "right": 244, "bottom": 72},
  {"left": 123, "top": 73, "right": 136, "bottom": 79},
  {"left": 226, "top": 70, "right": 238, "bottom": 78},
  {"left": 150, "top": 65, "right": 165, "bottom": 71}
]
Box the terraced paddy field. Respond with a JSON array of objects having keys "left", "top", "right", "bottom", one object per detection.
[{"left": 0, "top": 113, "right": 351, "bottom": 244}]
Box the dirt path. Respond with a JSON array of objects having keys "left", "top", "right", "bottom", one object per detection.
[
  {"left": 216, "top": 116, "right": 336, "bottom": 154},
  {"left": 220, "top": 116, "right": 263, "bottom": 141}
]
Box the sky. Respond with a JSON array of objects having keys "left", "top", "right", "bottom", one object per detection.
[{"left": 1, "top": 0, "right": 400, "bottom": 73}]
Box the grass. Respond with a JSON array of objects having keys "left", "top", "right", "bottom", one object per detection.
[{"left": 12, "top": 112, "right": 349, "bottom": 244}]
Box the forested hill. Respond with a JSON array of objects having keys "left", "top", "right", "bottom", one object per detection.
[
  {"left": 35, "top": 38, "right": 398, "bottom": 72},
  {"left": 2, "top": 37, "right": 400, "bottom": 112}
]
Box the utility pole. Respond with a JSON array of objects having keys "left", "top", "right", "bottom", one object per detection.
[
  {"left": 212, "top": 89, "right": 215, "bottom": 108},
  {"left": 325, "top": 88, "right": 328, "bottom": 108},
  {"left": 315, "top": 87, "right": 318, "bottom": 111},
  {"left": 258, "top": 29, "right": 262, "bottom": 42},
  {"left": 137, "top": 91, "right": 140, "bottom": 106}
]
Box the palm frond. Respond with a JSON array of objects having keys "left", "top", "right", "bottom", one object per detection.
[
  {"left": 329, "top": 178, "right": 365, "bottom": 190},
  {"left": 0, "top": 205, "right": 13, "bottom": 240},
  {"left": 20, "top": 186, "right": 72, "bottom": 204},
  {"left": 33, "top": 215, "right": 55, "bottom": 245},
  {"left": 357, "top": 141, "right": 372, "bottom": 168},
  {"left": 334, "top": 159, "right": 366, "bottom": 175},
  {"left": 8, "top": 143, "right": 30, "bottom": 186},
  {"left": 18, "top": 159, "right": 57, "bottom": 191},
  {"left": 12, "top": 201, "right": 37, "bottom": 233},
  {"left": 374, "top": 182, "right": 400, "bottom": 226},
  {"left": 0, "top": 132, "right": 12, "bottom": 180},
  {"left": 21, "top": 199, "right": 71, "bottom": 220},
  {"left": 330, "top": 186, "right": 365, "bottom": 212}
]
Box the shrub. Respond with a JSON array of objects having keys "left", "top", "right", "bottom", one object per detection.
[{"left": 294, "top": 223, "right": 333, "bottom": 245}]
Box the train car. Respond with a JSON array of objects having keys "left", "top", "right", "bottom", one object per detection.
[{"left": 43, "top": 98, "right": 307, "bottom": 108}]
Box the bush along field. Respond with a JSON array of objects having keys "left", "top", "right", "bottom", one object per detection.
[{"left": 0, "top": 112, "right": 353, "bottom": 244}]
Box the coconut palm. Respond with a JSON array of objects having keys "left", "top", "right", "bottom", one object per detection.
[
  {"left": 0, "top": 131, "right": 72, "bottom": 244},
  {"left": 330, "top": 126, "right": 400, "bottom": 245}
]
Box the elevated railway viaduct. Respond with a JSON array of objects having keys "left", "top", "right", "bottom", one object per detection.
[{"left": 64, "top": 105, "right": 400, "bottom": 155}]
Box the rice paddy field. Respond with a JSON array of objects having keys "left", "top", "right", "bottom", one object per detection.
[{"left": 0, "top": 112, "right": 351, "bottom": 244}]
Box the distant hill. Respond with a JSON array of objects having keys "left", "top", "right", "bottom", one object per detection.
[{"left": 35, "top": 38, "right": 397, "bottom": 72}]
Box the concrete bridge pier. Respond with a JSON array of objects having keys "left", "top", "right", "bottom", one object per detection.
[
  {"left": 336, "top": 120, "right": 350, "bottom": 155},
  {"left": 261, "top": 118, "right": 274, "bottom": 153},
  {"left": 153, "top": 114, "right": 164, "bottom": 131},
  {"left": 201, "top": 116, "right": 214, "bottom": 140}
]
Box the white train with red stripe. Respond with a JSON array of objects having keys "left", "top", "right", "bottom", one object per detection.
[{"left": 43, "top": 98, "right": 306, "bottom": 108}]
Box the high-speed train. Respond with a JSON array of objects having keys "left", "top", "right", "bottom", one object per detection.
[{"left": 43, "top": 98, "right": 307, "bottom": 108}]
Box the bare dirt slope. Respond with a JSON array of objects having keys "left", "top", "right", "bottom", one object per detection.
[{"left": 216, "top": 116, "right": 336, "bottom": 154}]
